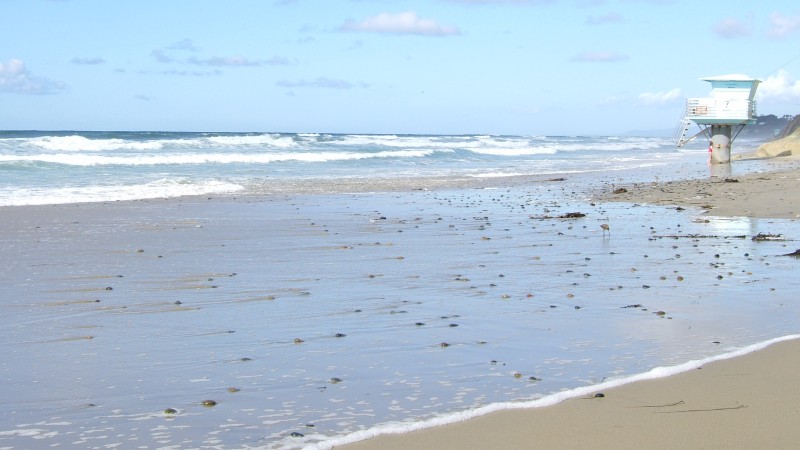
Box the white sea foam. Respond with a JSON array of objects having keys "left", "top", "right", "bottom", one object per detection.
[
  {"left": 0, "top": 178, "right": 243, "bottom": 206},
  {"left": 305, "top": 335, "right": 800, "bottom": 450},
  {"left": 0, "top": 149, "right": 441, "bottom": 166},
  {"left": 25, "top": 135, "right": 164, "bottom": 152},
  {"left": 204, "top": 133, "right": 298, "bottom": 148}
]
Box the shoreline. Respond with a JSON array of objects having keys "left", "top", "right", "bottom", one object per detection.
[
  {"left": 336, "top": 335, "right": 800, "bottom": 450},
  {"left": 3, "top": 156, "right": 800, "bottom": 449},
  {"left": 331, "top": 160, "right": 800, "bottom": 450}
]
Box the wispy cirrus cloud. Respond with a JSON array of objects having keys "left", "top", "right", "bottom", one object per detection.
[
  {"left": 277, "top": 77, "right": 368, "bottom": 90},
  {"left": 0, "top": 58, "right": 66, "bottom": 95},
  {"left": 188, "top": 55, "right": 291, "bottom": 67},
  {"left": 570, "top": 51, "right": 629, "bottom": 62},
  {"left": 70, "top": 57, "right": 106, "bottom": 65},
  {"left": 767, "top": 12, "right": 800, "bottom": 38},
  {"left": 638, "top": 88, "right": 682, "bottom": 105},
  {"left": 712, "top": 17, "right": 752, "bottom": 39},
  {"left": 151, "top": 39, "right": 289, "bottom": 68},
  {"left": 340, "top": 11, "right": 460, "bottom": 36}
]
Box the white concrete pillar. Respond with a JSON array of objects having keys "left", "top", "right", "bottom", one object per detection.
[{"left": 709, "top": 125, "right": 732, "bottom": 164}]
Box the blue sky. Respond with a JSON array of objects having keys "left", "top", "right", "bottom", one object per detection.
[{"left": 2, "top": 0, "right": 800, "bottom": 135}]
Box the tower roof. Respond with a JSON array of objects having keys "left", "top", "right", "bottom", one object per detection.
[{"left": 700, "top": 74, "right": 760, "bottom": 82}]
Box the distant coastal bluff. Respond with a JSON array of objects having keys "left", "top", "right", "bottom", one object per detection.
[{"left": 734, "top": 114, "right": 800, "bottom": 160}]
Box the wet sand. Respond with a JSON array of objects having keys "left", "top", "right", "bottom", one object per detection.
[
  {"left": 2, "top": 162, "right": 800, "bottom": 449},
  {"left": 339, "top": 163, "right": 800, "bottom": 450},
  {"left": 341, "top": 337, "right": 800, "bottom": 450}
]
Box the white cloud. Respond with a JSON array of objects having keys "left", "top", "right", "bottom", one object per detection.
[
  {"left": 757, "top": 70, "right": 800, "bottom": 102},
  {"left": 598, "top": 95, "right": 623, "bottom": 106},
  {"left": 340, "top": 11, "right": 460, "bottom": 36},
  {"left": 767, "top": 12, "right": 800, "bottom": 38},
  {"left": 712, "top": 17, "right": 752, "bottom": 38},
  {"left": 570, "top": 51, "right": 629, "bottom": 62},
  {"left": 70, "top": 57, "right": 106, "bottom": 65},
  {"left": 638, "top": 88, "right": 682, "bottom": 105},
  {"left": 0, "top": 59, "right": 66, "bottom": 94}
]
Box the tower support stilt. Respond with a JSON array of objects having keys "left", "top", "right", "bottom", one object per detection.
[{"left": 709, "top": 124, "right": 732, "bottom": 164}]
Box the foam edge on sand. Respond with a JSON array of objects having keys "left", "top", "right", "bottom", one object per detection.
[{"left": 309, "top": 334, "right": 800, "bottom": 450}]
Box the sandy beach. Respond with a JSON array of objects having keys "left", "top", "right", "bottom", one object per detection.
[
  {"left": 597, "top": 164, "right": 800, "bottom": 219},
  {"left": 339, "top": 163, "right": 800, "bottom": 450},
  {"left": 342, "top": 337, "right": 800, "bottom": 450},
  {"left": 2, "top": 158, "right": 800, "bottom": 449}
]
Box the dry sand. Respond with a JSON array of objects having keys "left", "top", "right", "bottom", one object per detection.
[
  {"left": 742, "top": 128, "right": 800, "bottom": 159},
  {"left": 597, "top": 165, "right": 800, "bottom": 219},
  {"left": 340, "top": 163, "right": 800, "bottom": 450}
]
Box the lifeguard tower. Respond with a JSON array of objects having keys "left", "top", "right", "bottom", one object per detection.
[{"left": 675, "top": 74, "right": 761, "bottom": 164}]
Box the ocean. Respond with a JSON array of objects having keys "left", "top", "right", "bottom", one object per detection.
[
  {"left": 0, "top": 130, "right": 733, "bottom": 206},
  {"left": 1, "top": 130, "right": 798, "bottom": 449}
]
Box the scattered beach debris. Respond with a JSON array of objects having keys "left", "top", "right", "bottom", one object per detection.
[
  {"left": 547, "top": 177, "right": 566, "bottom": 182},
  {"left": 723, "top": 178, "right": 739, "bottom": 183},
  {"left": 752, "top": 232, "right": 785, "bottom": 241},
  {"left": 652, "top": 234, "right": 747, "bottom": 239},
  {"left": 613, "top": 187, "right": 628, "bottom": 194},
  {"left": 529, "top": 212, "right": 586, "bottom": 220},
  {"left": 227, "top": 387, "right": 240, "bottom": 393},
  {"left": 621, "top": 304, "right": 643, "bottom": 309},
  {"left": 290, "top": 432, "right": 304, "bottom": 438},
  {"left": 201, "top": 399, "right": 217, "bottom": 407},
  {"left": 329, "top": 377, "right": 343, "bottom": 384},
  {"left": 782, "top": 249, "right": 800, "bottom": 257},
  {"left": 164, "top": 408, "right": 178, "bottom": 414}
]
